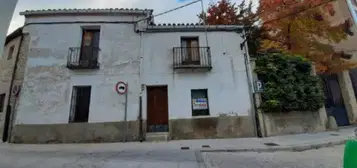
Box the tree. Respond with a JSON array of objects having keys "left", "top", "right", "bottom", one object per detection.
[
  {"left": 258, "top": 0, "right": 356, "bottom": 73},
  {"left": 198, "top": 0, "right": 261, "bottom": 55}
]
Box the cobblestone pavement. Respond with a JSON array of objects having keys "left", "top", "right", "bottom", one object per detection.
[
  {"left": 0, "top": 148, "right": 206, "bottom": 168},
  {"left": 202, "top": 145, "right": 344, "bottom": 168}
]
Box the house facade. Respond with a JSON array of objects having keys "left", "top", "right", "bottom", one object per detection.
[
  {"left": 0, "top": 0, "right": 18, "bottom": 57},
  {"left": 317, "top": 0, "right": 357, "bottom": 128},
  {"left": 10, "top": 9, "right": 256, "bottom": 143},
  {"left": 0, "top": 28, "right": 29, "bottom": 142}
]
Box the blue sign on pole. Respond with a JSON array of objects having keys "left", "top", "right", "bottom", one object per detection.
[{"left": 254, "top": 80, "right": 264, "bottom": 93}]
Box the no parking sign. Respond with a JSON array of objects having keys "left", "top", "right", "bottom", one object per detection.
[{"left": 115, "top": 81, "right": 127, "bottom": 95}]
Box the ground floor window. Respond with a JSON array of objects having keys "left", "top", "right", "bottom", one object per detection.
[
  {"left": 191, "top": 89, "right": 209, "bottom": 116},
  {"left": 69, "top": 86, "right": 91, "bottom": 123}
]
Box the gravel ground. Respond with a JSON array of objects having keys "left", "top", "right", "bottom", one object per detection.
[{"left": 202, "top": 145, "right": 345, "bottom": 168}]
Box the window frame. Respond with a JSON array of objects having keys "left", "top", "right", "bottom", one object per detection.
[
  {"left": 69, "top": 86, "right": 92, "bottom": 123},
  {"left": 7, "top": 45, "right": 14, "bottom": 60},
  {"left": 191, "top": 89, "right": 210, "bottom": 116}
]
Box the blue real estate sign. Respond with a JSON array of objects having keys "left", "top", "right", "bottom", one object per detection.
[{"left": 192, "top": 98, "right": 208, "bottom": 110}]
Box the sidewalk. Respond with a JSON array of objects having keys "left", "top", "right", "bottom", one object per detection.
[{"left": 0, "top": 127, "right": 354, "bottom": 153}]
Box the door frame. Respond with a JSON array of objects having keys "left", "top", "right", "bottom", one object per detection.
[
  {"left": 321, "top": 74, "right": 350, "bottom": 126},
  {"left": 146, "top": 85, "right": 169, "bottom": 132}
]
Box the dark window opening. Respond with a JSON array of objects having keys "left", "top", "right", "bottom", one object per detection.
[
  {"left": 7, "top": 46, "right": 14, "bottom": 60},
  {"left": 69, "top": 86, "right": 91, "bottom": 123},
  {"left": 80, "top": 29, "right": 100, "bottom": 62},
  {"left": 191, "top": 89, "right": 209, "bottom": 116},
  {"left": 0, "top": 94, "right": 5, "bottom": 113},
  {"left": 181, "top": 37, "right": 200, "bottom": 65}
]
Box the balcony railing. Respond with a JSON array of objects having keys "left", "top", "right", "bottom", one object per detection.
[
  {"left": 67, "top": 46, "right": 100, "bottom": 69},
  {"left": 173, "top": 47, "right": 212, "bottom": 70}
]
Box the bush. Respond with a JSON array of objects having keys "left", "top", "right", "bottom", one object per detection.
[{"left": 255, "top": 53, "right": 324, "bottom": 112}]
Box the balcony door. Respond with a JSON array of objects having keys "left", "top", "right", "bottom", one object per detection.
[
  {"left": 181, "top": 37, "right": 200, "bottom": 65},
  {"left": 81, "top": 29, "right": 100, "bottom": 62}
]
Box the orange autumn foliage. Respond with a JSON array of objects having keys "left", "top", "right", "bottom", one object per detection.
[{"left": 258, "top": 0, "right": 356, "bottom": 74}]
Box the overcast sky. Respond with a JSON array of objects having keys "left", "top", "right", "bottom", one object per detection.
[{"left": 8, "top": 0, "right": 257, "bottom": 34}]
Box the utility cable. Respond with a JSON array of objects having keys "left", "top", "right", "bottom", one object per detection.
[{"left": 135, "top": 0, "right": 202, "bottom": 23}]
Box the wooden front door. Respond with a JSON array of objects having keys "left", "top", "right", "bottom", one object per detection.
[{"left": 147, "top": 86, "right": 169, "bottom": 132}]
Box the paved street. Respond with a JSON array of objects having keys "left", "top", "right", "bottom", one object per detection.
[
  {"left": 0, "top": 145, "right": 345, "bottom": 168},
  {"left": 0, "top": 148, "right": 206, "bottom": 168},
  {"left": 202, "top": 145, "right": 344, "bottom": 168},
  {"left": 0, "top": 127, "right": 352, "bottom": 168}
]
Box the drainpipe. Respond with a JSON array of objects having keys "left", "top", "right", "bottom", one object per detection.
[
  {"left": 241, "top": 29, "right": 262, "bottom": 138},
  {"left": 138, "top": 30, "right": 145, "bottom": 142},
  {"left": 2, "top": 33, "right": 24, "bottom": 142}
]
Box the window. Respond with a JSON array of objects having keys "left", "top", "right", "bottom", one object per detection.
[
  {"left": 181, "top": 37, "right": 200, "bottom": 65},
  {"left": 7, "top": 46, "right": 14, "bottom": 60},
  {"left": 80, "top": 28, "right": 100, "bottom": 62},
  {"left": 69, "top": 86, "right": 91, "bottom": 123},
  {"left": 0, "top": 94, "right": 5, "bottom": 113},
  {"left": 191, "top": 89, "right": 209, "bottom": 116}
]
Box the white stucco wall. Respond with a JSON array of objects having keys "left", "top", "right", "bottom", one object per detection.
[
  {"left": 141, "top": 32, "right": 252, "bottom": 120},
  {"left": 15, "top": 14, "right": 252, "bottom": 125},
  {"left": 15, "top": 16, "right": 144, "bottom": 125}
]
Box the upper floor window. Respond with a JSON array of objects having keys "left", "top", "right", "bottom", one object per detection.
[
  {"left": 181, "top": 37, "right": 200, "bottom": 65},
  {"left": 80, "top": 28, "right": 100, "bottom": 62},
  {"left": 7, "top": 46, "right": 14, "bottom": 60},
  {"left": 173, "top": 36, "right": 212, "bottom": 70},
  {"left": 82, "top": 28, "right": 100, "bottom": 47},
  {"left": 67, "top": 27, "right": 101, "bottom": 69}
]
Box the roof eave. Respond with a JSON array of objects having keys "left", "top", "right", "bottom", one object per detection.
[
  {"left": 20, "top": 8, "right": 153, "bottom": 17},
  {"left": 146, "top": 25, "right": 244, "bottom": 33},
  {"left": 5, "top": 27, "right": 23, "bottom": 45}
]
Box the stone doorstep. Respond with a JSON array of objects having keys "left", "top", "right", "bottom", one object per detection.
[{"left": 145, "top": 132, "right": 169, "bottom": 142}]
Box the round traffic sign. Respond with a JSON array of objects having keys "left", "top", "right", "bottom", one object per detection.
[{"left": 115, "top": 81, "right": 127, "bottom": 94}]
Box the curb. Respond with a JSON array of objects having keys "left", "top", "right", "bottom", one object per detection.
[{"left": 200, "top": 139, "right": 348, "bottom": 153}]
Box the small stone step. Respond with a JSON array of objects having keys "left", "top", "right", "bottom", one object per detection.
[{"left": 146, "top": 132, "right": 169, "bottom": 142}]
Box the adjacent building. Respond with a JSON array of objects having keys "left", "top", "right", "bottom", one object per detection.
[
  {"left": 316, "top": 0, "right": 357, "bottom": 128},
  {"left": 0, "top": 27, "right": 29, "bottom": 142},
  {"left": 0, "top": 0, "right": 18, "bottom": 57},
  {"left": 9, "top": 8, "right": 255, "bottom": 143}
]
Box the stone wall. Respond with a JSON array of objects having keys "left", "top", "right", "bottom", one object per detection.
[
  {"left": 10, "top": 115, "right": 255, "bottom": 143},
  {"left": 263, "top": 111, "right": 326, "bottom": 136},
  {"left": 169, "top": 116, "right": 255, "bottom": 140},
  {"left": 0, "top": 34, "right": 24, "bottom": 141},
  {"left": 11, "top": 120, "right": 146, "bottom": 144}
]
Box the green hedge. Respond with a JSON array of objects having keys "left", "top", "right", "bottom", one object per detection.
[{"left": 255, "top": 53, "right": 324, "bottom": 112}]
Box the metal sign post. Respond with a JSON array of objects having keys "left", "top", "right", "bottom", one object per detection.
[
  {"left": 115, "top": 81, "right": 128, "bottom": 142},
  {"left": 124, "top": 85, "right": 128, "bottom": 142}
]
